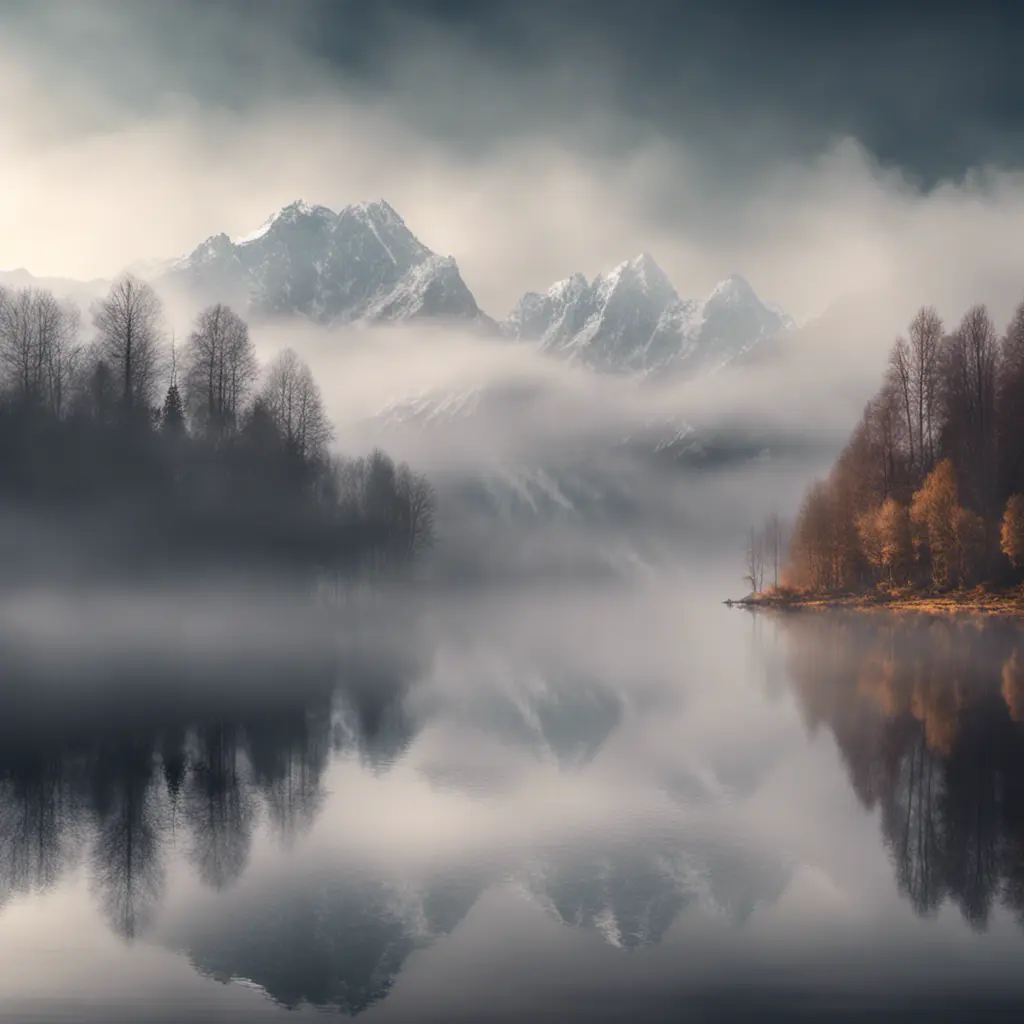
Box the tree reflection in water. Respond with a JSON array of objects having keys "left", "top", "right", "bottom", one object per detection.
[
  {"left": 0, "top": 745, "right": 83, "bottom": 914},
  {"left": 779, "top": 613, "right": 1024, "bottom": 930},
  {"left": 0, "top": 654, "right": 413, "bottom": 940}
]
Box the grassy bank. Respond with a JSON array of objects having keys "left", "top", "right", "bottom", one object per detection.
[{"left": 727, "top": 583, "right": 1024, "bottom": 618}]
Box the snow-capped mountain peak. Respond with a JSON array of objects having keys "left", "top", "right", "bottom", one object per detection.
[
  {"left": 704, "top": 272, "right": 759, "bottom": 307},
  {"left": 624, "top": 252, "right": 677, "bottom": 295},
  {"left": 501, "top": 258, "right": 791, "bottom": 378},
  {"left": 177, "top": 232, "right": 235, "bottom": 269},
  {"left": 277, "top": 198, "right": 332, "bottom": 220},
  {"left": 162, "top": 199, "right": 486, "bottom": 327},
  {"left": 149, "top": 202, "right": 790, "bottom": 371},
  {"left": 347, "top": 198, "right": 405, "bottom": 226},
  {"left": 593, "top": 252, "right": 677, "bottom": 304},
  {"left": 549, "top": 272, "right": 590, "bottom": 302}
]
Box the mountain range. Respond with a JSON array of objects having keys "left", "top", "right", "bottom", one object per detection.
[
  {"left": 501, "top": 254, "right": 793, "bottom": 377},
  {"left": 2, "top": 198, "right": 794, "bottom": 379},
  {"left": 168, "top": 198, "right": 793, "bottom": 377}
]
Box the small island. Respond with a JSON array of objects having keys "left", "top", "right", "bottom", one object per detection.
[{"left": 734, "top": 300, "right": 1024, "bottom": 617}]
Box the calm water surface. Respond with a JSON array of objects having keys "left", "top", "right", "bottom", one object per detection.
[{"left": 3, "top": 576, "right": 1024, "bottom": 1022}]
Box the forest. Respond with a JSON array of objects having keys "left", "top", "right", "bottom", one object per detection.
[
  {"left": 0, "top": 275, "right": 435, "bottom": 577},
  {"left": 778, "top": 300, "right": 1024, "bottom": 595}
]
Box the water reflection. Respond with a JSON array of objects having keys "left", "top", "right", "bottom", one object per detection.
[
  {"left": 0, "top": 631, "right": 664, "bottom": 1010},
  {"left": 0, "top": 653, "right": 413, "bottom": 940},
  {"left": 524, "top": 834, "right": 790, "bottom": 949},
  {"left": 18, "top": 597, "right": 1024, "bottom": 1016},
  {"left": 0, "top": 746, "right": 83, "bottom": 914},
  {"left": 173, "top": 867, "right": 485, "bottom": 1014},
  {"left": 780, "top": 613, "right": 1024, "bottom": 931}
]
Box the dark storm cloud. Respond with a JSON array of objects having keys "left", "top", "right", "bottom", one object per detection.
[
  {"left": 6, "top": 0, "right": 1023, "bottom": 184},
  {"left": 301, "top": 0, "right": 1024, "bottom": 185},
  {"left": 6, "top": 0, "right": 1024, "bottom": 322}
]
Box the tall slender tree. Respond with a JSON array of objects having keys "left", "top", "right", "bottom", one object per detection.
[
  {"left": 92, "top": 274, "right": 164, "bottom": 412},
  {"left": 259, "top": 349, "right": 333, "bottom": 463},
  {"left": 942, "top": 304, "right": 999, "bottom": 519},
  {"left": 183, "top": 304, "right": 258, "bottom": 440},
  {"left": 908, "top": 306, "right": 944, "bottom": 477}
]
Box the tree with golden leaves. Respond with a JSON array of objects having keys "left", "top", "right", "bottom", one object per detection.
[
  {"left": 910, "top": 460, "right": 960, "bottom": 589},
  {"left": 1002, "top": 494, "right": 1024, "bottom": 570},
  {"left": 877, "top": 497, "right": 913, "bottom": 584},
  {"left": 856, "top": 506, "right": 885, "bottom": 581}
]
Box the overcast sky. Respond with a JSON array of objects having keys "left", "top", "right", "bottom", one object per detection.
[{"left": 3, "top": 0, "right": 1024, "bottom": 321}]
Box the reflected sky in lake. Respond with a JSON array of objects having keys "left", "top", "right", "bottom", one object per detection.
[{"left": 3, "top": 579, "right": 1024, "bottom": 1021}]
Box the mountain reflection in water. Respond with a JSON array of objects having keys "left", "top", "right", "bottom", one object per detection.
[
  {"left": 0, "top": 625, "right": 650, "bottom": 1014},
  {"left": 4, "top": 594, "right": 1024, "bottom": 1019}
]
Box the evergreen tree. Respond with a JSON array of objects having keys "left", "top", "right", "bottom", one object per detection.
[{"left": 161, "top": 381, "right": 186, "bottom": 438}]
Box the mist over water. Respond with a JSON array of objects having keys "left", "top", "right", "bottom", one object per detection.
[
  {"left": 7, "top": 4, "right": 1024, "bottom": 1020},
  {"left": 3, "top": 516, "right": 1024, "bottom": 1020},
  {"left": 1, "top": 162, "right": 1017, "bottom": 1023}
]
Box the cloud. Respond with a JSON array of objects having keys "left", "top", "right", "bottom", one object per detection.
[
  {"left": 4, "top": 14, "right": 1024, "bottom": 336},
  {"left": 6, "top": 0, "right": 1024, "bottom": 479}
]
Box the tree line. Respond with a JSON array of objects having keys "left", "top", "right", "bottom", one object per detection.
[
  {"left": 0, "top": 274, "right": 435, "bottom": 575},
  {"left": 784, "top": 301, "right": 1024, "bottom": 593}
]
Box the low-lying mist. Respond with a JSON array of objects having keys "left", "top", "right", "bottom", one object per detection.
[{"left": 232, "top": 315, "right": 854, "bottom": 567}]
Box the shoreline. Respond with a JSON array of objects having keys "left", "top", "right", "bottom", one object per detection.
[{"left": 725, "top": 585, "right": 1024, "bottom": 618}]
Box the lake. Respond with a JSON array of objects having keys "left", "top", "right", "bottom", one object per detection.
[{"left": 2, "top": 574, "right": 1024, "bottom": 1022}]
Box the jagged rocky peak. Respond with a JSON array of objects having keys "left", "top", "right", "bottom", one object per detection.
[
  {"left": 502, "top": 270, "right": 592, "bottom": 341},
  {"left": 340, "top": 198, "right": 405, "bottom": 230},
  {"left": 367, "top": 254, "right": 481, "bottom": 321},
  {"left": 331, "top": 199, "right": 433, "bottom": 271},
  {"left": 281, "top": 198, "right": 333, "bottom": 218},
  {"left": 501, "top": 256, "right": 792, "bottom": 378},
  {"left": 182, "top": 232, "right": 236, "bottom": 266},
  {"left": 162, "top": 198, "right": 485, "bottom": 327},
  {"left": 546, "top": 271, "right": 590, "bottom": 305},
  {"left": 704, "top": 272, "right": 759, "bottom": 307},
  {"left": 606, "top": 252, "right": 677, "bottom": 300},
  {"left": 695, "top": 272, "right": 794, "bottom": 373}
]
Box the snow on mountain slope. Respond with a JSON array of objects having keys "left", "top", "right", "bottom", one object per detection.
[
  {"left": 520, "top": 829, "right": 792, "bottom": 949},
  {"left": 502, "top": 256, "right": 794, "bottom": 377},
  {"left": 161, "top": 199, "right": 491, "bottom": 327}
]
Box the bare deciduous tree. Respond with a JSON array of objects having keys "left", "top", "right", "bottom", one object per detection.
[
  {"left": 908, "top": 306, "right": 944, "bottom": 476},
  {"left": 0, "top": 286, "right": 81, "bottom": 416},
  {"left": 943, "top": 304, "right": 999, "bottom": 518},
  {"left": 395, "top": 463, "right": 436, "bottom": 557},
  {"left": 183, "top": 304, "right": 258, "bottom": 439},
  {"left": 46, "top": 299, "right": 82, "bottom": 419},
  {"left": 259, "top": 348, "right": 333, "bottom": 462},
  {"left": 889, "top": 336, "right": 916, "bottom": 478},
  {"left": 92, "top": 274, "right": 165, "bottom": 410},
  {"left": 745, "top": 526, "right": 765, "bottom": 594}
]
